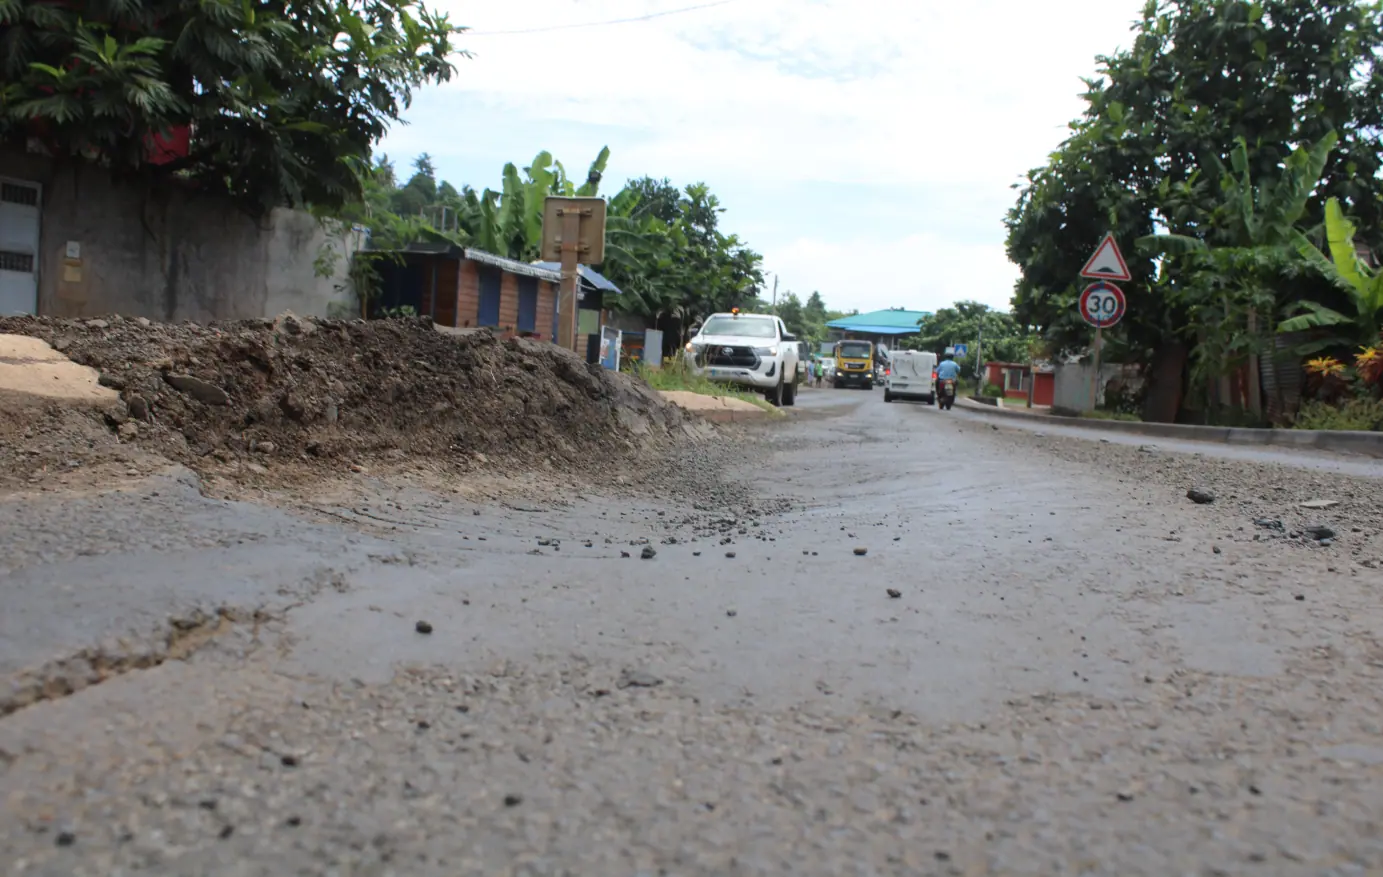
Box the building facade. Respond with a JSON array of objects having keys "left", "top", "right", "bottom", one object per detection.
[{"left": 1, "top": 148, "right": 357, "bottom": 321}]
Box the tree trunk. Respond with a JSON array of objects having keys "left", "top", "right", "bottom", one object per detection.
[
  {"left": 1246, "top": 309, "right": 1263, "bottom": 417},
  {"left": 1142, "top": 342, "right": 1188, "bottom": 423}
]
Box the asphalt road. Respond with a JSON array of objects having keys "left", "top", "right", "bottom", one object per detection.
[{"left": 4, "top": 387, "right": 1383, "bottom": 876}]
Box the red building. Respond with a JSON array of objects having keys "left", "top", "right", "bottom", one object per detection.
[{"left": 985, "top": 361, "right": 1055, "bottom": 407}]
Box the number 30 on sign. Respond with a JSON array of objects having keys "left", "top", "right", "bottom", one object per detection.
[{"left": 1079, "top": 281, "right": 1126, "bottom": 329}]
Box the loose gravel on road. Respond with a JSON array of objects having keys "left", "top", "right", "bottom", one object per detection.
[{"left": 4, "top": 388, "right": 1383, "bottom": 875}]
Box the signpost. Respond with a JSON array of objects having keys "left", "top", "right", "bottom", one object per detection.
[
  {"left": 1078, "top": 234, "right": 1130, "bottom": 411},
  {"left": 1080, "top": 232, "right": 1132, "bottom": 283},
  {"left": 541, "top": 197, "right": 607, "bottom": 352},
  {"left": 953, "top": 343, "right": 968, "bottom": 358}
]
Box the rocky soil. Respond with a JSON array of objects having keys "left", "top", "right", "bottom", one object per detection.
[{"left": 0, "top": 314, "right": 705, "bottom": 496}]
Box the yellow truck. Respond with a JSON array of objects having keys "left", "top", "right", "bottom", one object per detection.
[{"left": 831, "top": 339, "right": 875, "bottom": 389}]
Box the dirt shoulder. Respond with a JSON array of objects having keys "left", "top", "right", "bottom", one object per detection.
[{"left": 0, "top": 314, "right": 711, "bottom": 499}]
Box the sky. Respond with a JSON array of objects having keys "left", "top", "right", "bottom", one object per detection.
[{"left": 378, "top": 0, "right": 1148, "bottom": 316}]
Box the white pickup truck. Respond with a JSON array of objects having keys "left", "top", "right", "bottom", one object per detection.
[{"left": 684, "top": 310, "right": 802, "bottom": 406}]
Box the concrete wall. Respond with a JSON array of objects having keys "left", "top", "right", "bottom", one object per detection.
[
  {"left": 1052, "top": 362, "right": 1132, "bottom": 413},
  {"left": 4, "top": 149, "right": 355, "bottom": 321}
]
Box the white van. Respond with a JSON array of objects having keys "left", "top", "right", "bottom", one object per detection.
[{"left": 884, "top": 350, "right": 937, "bottom": 404}]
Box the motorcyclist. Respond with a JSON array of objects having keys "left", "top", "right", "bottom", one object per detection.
[{"left": 935, "top": 353, "right": 962, "bottom": 384}]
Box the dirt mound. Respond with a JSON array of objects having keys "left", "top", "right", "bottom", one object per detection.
[{"left": 0, "top": 313, "right": 700, "bottom": 491}]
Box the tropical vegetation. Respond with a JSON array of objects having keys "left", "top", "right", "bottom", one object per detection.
[
  {"left": 1005, "top": 0, "right": 1383, "bottom": 425},
  {"left": 902, "top": 302, "right": 1036, "bottom": 375},
  {"left": 0, "top": 0, "right": 463, "bottom": 216},
  {"left": 328, "top": 146, "right": 860, "bottom": 345}
]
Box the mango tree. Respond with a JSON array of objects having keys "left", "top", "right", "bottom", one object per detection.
[{"left": 1007, "top": 0, "right": 1383, "bottom": 422}]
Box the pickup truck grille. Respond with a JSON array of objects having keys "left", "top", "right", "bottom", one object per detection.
[{"left": 702, "top": 346, "right": 759, "bottom": 368}]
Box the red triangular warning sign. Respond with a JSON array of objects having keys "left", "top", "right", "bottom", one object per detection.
[{"left": 1080, "top": 232, "right": 1131, "bottom": 282}]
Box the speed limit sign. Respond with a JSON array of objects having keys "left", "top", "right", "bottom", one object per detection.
[{"left": 1079, "top": 281, "right": 1126, "bottom": 328}]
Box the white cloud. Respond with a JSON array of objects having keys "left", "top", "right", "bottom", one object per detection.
[
  {"left": 766, "top": 233, "right": 1019, "bottom": 315},
  {"left": 386, "top": 0, "right": 1145, "bottom": 313}
]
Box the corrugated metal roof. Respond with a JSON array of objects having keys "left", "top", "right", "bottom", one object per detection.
[
  {"left": 826, "top": 308, "right": 929, "bottom": 331},
  {"left": 531, "top": 262, "right": 623, "bottom": 295},
  {"left": 357, "top": 242, "right": 565, "bottom": 283},
  {"left": 829, "top": 323, "right": 923, "bottom": 335},
  {"left": 465, "top": 249, "right": 560, "bottom": 282}
]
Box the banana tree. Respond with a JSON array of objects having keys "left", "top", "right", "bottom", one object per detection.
[
  {"left": 1279, "top": 197, "right": 1383, "bottom": 352},
  {"left": 1137, "top": 132, "right": 1337, "bottom": 394}
]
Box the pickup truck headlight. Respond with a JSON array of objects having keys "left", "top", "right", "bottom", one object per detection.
[{"left": 752, "top": 345, "right": 778, "bottom": 356}]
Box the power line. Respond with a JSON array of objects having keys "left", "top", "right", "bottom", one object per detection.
[{"left": 465, "top": 0, "right": 735, "bottom": 37}]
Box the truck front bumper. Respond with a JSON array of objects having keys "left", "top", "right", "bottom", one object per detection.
[{"left": 685, "top": 355, "right": 783, "bottom": 390}]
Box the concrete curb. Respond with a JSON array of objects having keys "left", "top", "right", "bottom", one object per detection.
[
  {"left": 692, "top": 407, "right": 777, "bottom": 424},
  {"left": 658, "top": 390, "right": 781, "bottom": 424},
  {"left": 959, "top": 398, "right": 1383, "bottom": 458}
]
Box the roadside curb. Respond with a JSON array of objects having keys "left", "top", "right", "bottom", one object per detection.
[
  {"left": 958, "top": 398, "right": 1383, "bottom": 458},
  {"left": 658, "top": 390, "right": 781, "bottom": 424},
  {"left": 693, "top": 408, "right": 777, "bottom": 424}
]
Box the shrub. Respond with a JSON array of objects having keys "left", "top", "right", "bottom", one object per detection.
[
  {"left": 1292, "top": 398, "right": 1383, "bottom": 431},
  {"left": 1083, "top": 409, "right": 1141, "bottom": 422},
  {"left": 981, "top": 383, "right": 1004, "bottom": 398}
]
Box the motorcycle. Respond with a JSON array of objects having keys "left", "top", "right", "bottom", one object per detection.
[{"left": 938, "top": 378, "right": 957, "bottom": 410}]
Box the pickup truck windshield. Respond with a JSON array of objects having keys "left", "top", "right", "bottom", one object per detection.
[
  {"left": 701, "top": 316, "right": 777, "bottom": 339},
  {"left": 836, "top": 342, "right": 871, "bottom": 359}
]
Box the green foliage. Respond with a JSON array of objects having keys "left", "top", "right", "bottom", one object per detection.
[
  {"left": 1082, "top": 409, "right": 1142, "bottom": 422},
  {"left": 1292, "top": 398, "right": 1383, "bottom": 432},
  {"left": 1280, "top": 198, "right": 1383, "bottom": 351},
  {"left": 1006, "top": 0, "right": 1383, "bottom": 389},
  {"left": 901, "top": 301, "right": 1033, "bottom": 373},
  {"left": 629, "top": 359, "right": 773, "bottom": 412},
  {"left": 333, "top": 147, "right": 772, "bottom": 338},
  {"left": 768, "top": 290, "right": 832, "bottom": 345},
  {"left": 981, "top": 383, "right": 1004, "bottom": 398},
  {"left": 601, "top": 179, "right": 766, "bottom": 332},
  {"left": 1137, "top": 132, "right": 1339, "bottom": 390},
  {"left": 0, "top": 0, "right": 465, "bottom": 216}
]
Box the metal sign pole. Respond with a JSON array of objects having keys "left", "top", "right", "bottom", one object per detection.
[
  {"left": 557, "top": 208, "right": 582, "bottom": 352},
  {"left": 1090, "top": 325, "right": 1103, "bottom": 411}
]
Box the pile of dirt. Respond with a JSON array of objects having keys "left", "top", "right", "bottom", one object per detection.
[{"left": 0, "top": 313, "right": 703, "bottom": 491}]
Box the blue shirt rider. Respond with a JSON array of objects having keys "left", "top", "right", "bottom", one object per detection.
[{"left": 936, "top": 355, "right": 962, "bottom": 381}]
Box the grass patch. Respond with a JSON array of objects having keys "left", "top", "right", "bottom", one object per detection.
[{"left": 630, "top": 359, "right": 777, "bottom": 413}]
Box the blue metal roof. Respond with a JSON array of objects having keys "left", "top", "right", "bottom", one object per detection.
[
  {"left": 531, "top": 262, "right": 623, "bottom": 295},
  {"left": 832, "top": 324, "right": 923, "bottom": 335},
  {"left": 827, "top": 308, "right": 929, "bottom": 331}
]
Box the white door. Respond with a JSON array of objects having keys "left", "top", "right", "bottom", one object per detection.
[{"left": 0, "top": 178, "right": 41, "bottom": 316}]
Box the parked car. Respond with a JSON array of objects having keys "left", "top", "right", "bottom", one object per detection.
[{"left": 684, "top": 310, "right": 802, "bottom": 406}]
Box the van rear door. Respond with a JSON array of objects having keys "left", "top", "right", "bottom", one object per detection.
[{"left": 890, "top": 352, "right": 935, "bottom": 396}]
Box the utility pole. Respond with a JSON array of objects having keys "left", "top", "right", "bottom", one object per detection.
[
  {"left": 975, "top": 323, "right": 984, "bottom": 383},
  {"left": 770, "top": 274, "right": 778, "bottom": 315}
]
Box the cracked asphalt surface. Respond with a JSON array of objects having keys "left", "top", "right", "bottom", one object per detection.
[{"left": 5, "top": 389, "right": 1383, "bottom": 875}]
